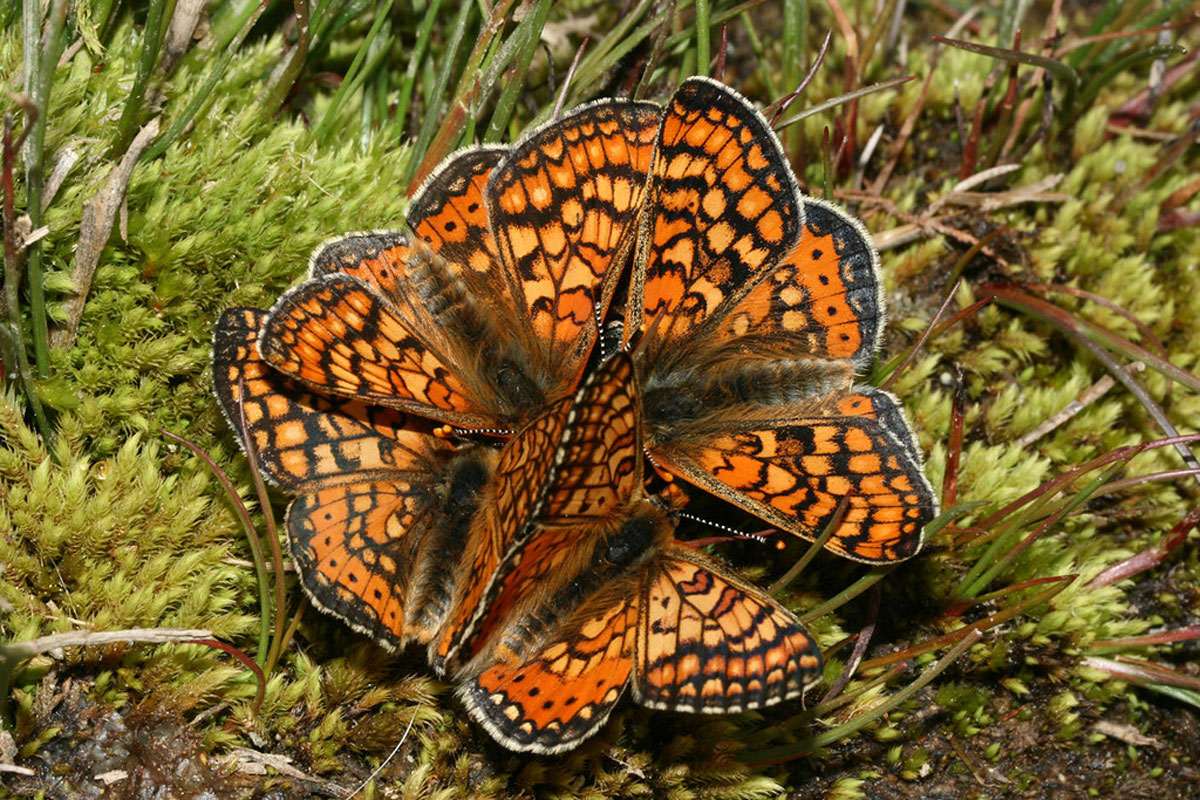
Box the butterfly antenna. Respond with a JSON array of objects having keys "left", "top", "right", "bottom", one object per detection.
[
  {"left": 629, "top": 305, "right": 669, "bottom": 362},
  {"left": 675, "top": 511, "right": 769, "bottom": 545},
  {"left": 594, "top": 303, "right": 608, "bottom": 362},
  {"left": 435, "top": 424, "right": 513, "bottom": 440}
]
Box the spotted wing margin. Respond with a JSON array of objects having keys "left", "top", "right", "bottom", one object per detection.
[
  {"left": 487, "top": 100, "right": 660, "bottom": 391},
  {"left": 307, "top": 229, "right": 415, "bottom": 303},
  {"left": 459, "top": 579, "right": 639, "bottom": 754},
  {"left": 212, "top": 307, "right": 452, "bottom": 490},
  {"left": 433, "top": 354, "right": 643, "bottom": 674},
  {"left": 631, "top": 544, "right": 822, "bottom": 713},
  {"left": 407, "top": 145, "right": 507, "bottom": 273},
  {"left": 677, "top": 198, "right": 885, "bottom": 372},
  {"left": 649, "top": 390, "right": 938, "bottom": 563},
  {"left": 258, "top": 271, "right": 512, "bottom": 430},
  {"left": 625, "top": 76, "right": 803, "bottom": 347}
]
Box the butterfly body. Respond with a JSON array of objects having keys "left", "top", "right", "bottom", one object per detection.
[{"left": 446, "top": 354, "right": 823, "bottom": 752}]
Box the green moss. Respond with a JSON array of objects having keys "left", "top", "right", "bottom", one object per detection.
[{"left": 4, "top": 1, "right": 1200, "bottom": 797}]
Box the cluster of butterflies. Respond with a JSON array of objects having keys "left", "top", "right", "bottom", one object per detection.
[{"left": 212, "top": 77, "right": 938, "bottom": 754}]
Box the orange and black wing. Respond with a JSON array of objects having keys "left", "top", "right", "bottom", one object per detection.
[
  {"left": 628, "top": 77, "right": 803, "bottom": 345},
  {"left": 429, "top": 392, "right": 573, "bottom": 674},
  {"left": 212, "top": 306, "right": 448, "bottom": 489},
  {"left": 433, "top": 354, "right": 643, "bottom": 672},
  {"left": 487, "top": 100, "right": 660, "bottom": 389},
  {"left": 441, "top": 354, "right": 643, "bottom": 672},
  {"left": 632, "top": 544, "right": 822, "bottom": 713},
  {"left": 407, "top": 145, "right": 507, "bottom": 273},
  {"left": 213, "top": 308, "right": 476, "bottom": 647},
  {"left": 257, "top": 273, "right": 507, "bottom": 429},
  {"left": 703, "top": 199, "right": 884, "bottom": 370},
  {"left": 460, "top": 584, "right": 639, "bottom": 754},
  {"left": 307, "top": 230, "right": 414, "bottom": 303},
  {"left": 651, "top": 388, "right": 937, "bottom": 563},
  {"left": 288, "top": 479, "right": 431, "bottom": 649}
]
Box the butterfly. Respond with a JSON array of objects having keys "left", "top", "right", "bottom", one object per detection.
[
  {"left": 255, "top": 100, "right": 661, "bottom": 433},
  {"left": 620, "top": 77, "right": 938, "bottom": 564},
  {"left": 212, "top": 307, "right": 497, "bottom": 647},
  {"left": 448, "top": 352, "right": 824, "bottom": 753},
  {"left": 214, "top": 312, "right": 822, "bottom": 753},
  {"left": 253, "top": 77, "right": 937, "bottom": 563}
]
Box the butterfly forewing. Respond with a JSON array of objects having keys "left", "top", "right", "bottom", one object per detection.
[
  {"left": 434, "top": 354, "right": 642, "bottom": 673},
  {"left": 704, "top": 199, "right": 884, "bottom": 369},
  {"left": 259, "top": 273, "right": 509, "bottom": 429},
  {"left": 630, "top": 77, "right": 803, "bottom": 345},
  {"left": 288, "top": 480, "right": 427, "bottom": 648},
  {"left": 307, "top": 231, "right": 414, "bottom": 302},
  {"left": 488, "top": 100, "right": 660, "bottom": 384}
]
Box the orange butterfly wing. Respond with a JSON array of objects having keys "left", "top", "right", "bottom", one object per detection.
[
  {"left": 633, "top": 544, "right": 822, "bottom": 712},
  {"left": 213, "top": 308, "right": 489, "bottom": 647},
  {"left": 651, "top": 389, "right": 938, "bottom": 563},
  {"left": 258, "top": 273, "right": 510, "bottom": 429},
  {"left": 706, "top": 199, "right": 884, "bottom": 369},
  {"left": 488, "top": 101, "right": 660, "bottom": 384},
  {"left": 306, "top": 230, "right": 415, "bottom": 304},
  {"left": 460, "top": 584, "right": 639, "bottom": 754},
  {"left": 429, "top": 392, "right": 572, "bottom": 674},
  {"left": 407, "top": 145, "right": 507, "bottom": 273},
  {"left": 288, "top": 480, "right": 430, "bottom": 648},
  {"left": 444, "top": 354, "right": 642, "bottom": 672},
  {"left": 629, "top": 77, "right": 803, "bottom": 344},
  {"left": 213, "top": 306, "right": 449, "bottom": 489}
]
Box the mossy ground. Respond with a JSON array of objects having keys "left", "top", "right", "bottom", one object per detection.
[{"left": 2, "top": 2, "right": 1199, "bottom": 798}]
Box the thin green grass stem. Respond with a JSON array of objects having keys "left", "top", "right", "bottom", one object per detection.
[
  {"left": 809, "top": 630, "right": 980, "bottom": 749},
  {"left": 959, "top": 464, "right": 1119, "bottom": 599},
  {"left": 145, "top": 0, "right": 271, "bottom": 162},
  {"left": 390, "top": 0, "right": 444, "bottom": 140},
  {"left": 23, "top": 0, "right": 69, "bottom": 378},
  {"left": 770, "top": 497, "right": 848, "bottom": 596},
  {"left": 799, "top": 568, "right": 891, "bottom": 625},
  {"left": 163, "top": 430, "right": 273, "bottom": 665},
  {"left": 483, "top": 0, "right": 551, "bottom": 143},
  {"left": 695, "top": 0, "right": 711, "bottom": 76},
  {"left": 112, "top": 0, "right": 174, "bottom": 155},
  {"left": 312, "top": 0, "right": 392, "bottom": 145},
  {"left": 403, "top": 0, "right": 476, "bottom": 187}
]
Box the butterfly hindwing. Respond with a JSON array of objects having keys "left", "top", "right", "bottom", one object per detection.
[
  {"left": 630, "top": 77, "right": 803, "bottom": 344},
  {"left": 632, "top": 544, "right": 822, "bottom": 712},
  {"left": 288, "top": 480, "right": 427, "bottom": 649},
  {"left": 705, "top": 199, "right": 884, "bottom": 369},
  {"left": 460, "top": 584, "right": 639, "bottom": 754},
  {"left": 487, "top": 100, "right": 660, "bottom": 384},
  {"left": 652, "top": 389, "right": 938, "bottom": 563}
]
